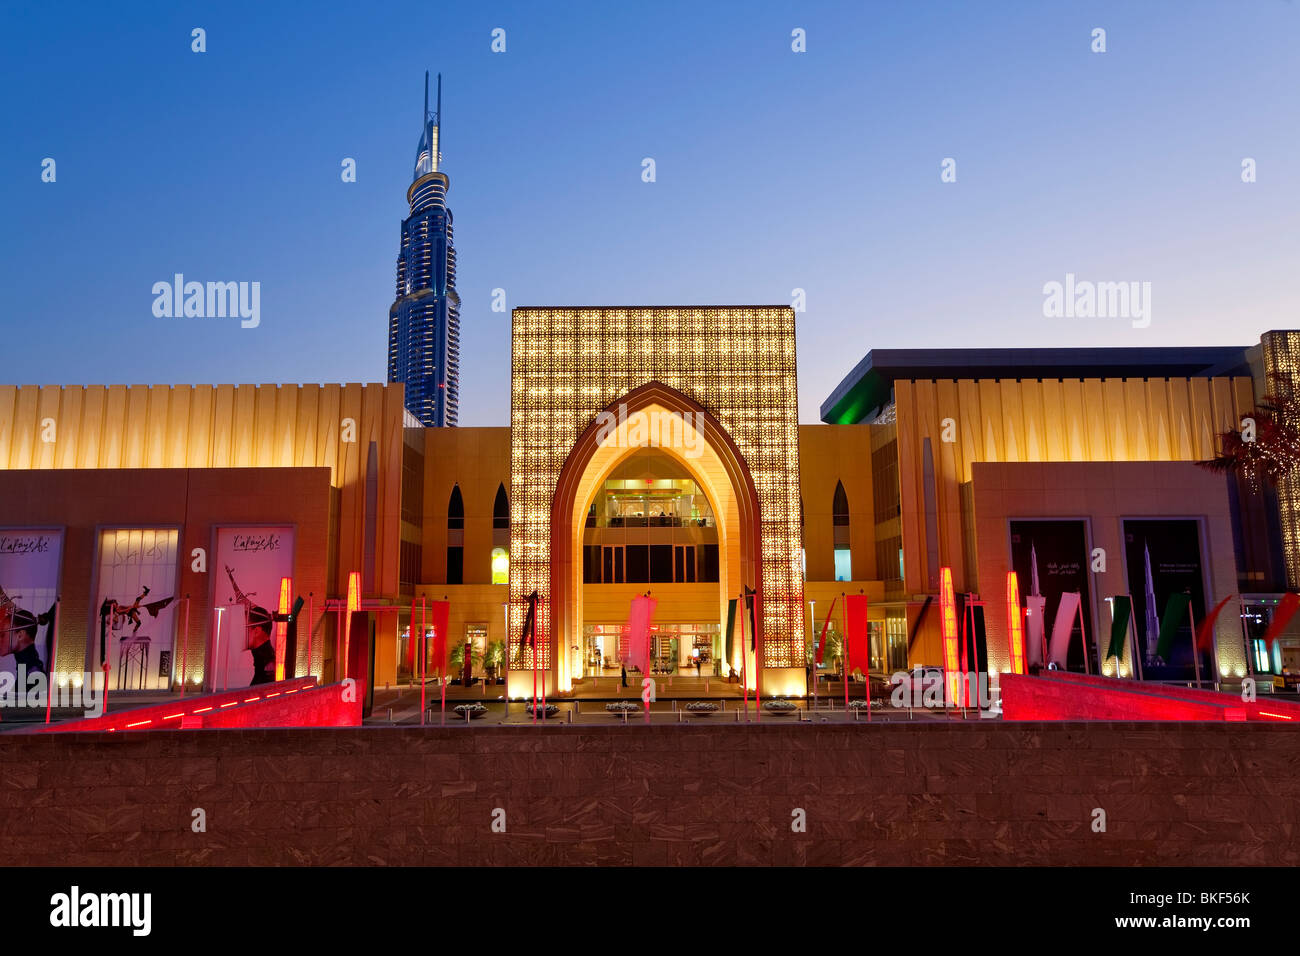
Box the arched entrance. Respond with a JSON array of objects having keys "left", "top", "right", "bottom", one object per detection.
[{"left": 548, "top": 382, "right": 762, "bottom": 693}]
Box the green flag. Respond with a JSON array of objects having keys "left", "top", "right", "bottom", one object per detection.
[
  {"left": 725, "top": 598, "right": 737, "bottom": 664},
  {"left": 1155, "top": 592, "right": 1192, "bottom": 662},
  {"left": 1106, "top": 596, "right": 1132, "bottom": 661}
]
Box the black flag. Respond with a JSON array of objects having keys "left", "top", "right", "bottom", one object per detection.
[
  {"left": 744, "top": 586, "right": 757, "bottom": 651},
  {"left": 519, "top": 590, "right": 538, "bottom": 654}
]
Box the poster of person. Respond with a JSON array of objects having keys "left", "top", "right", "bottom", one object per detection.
[
  {"left": 1009, "top": 520, "right": 1093, "bottom": 672},
  {"left": 94, "top": 529, "right": 179, "bottom": 691},
  {"left": 0, "top": 529, "right": 63, "bottom": 684},
  {"left": 1123, "top": 518, "right": 1208, "bottom": 678},
  {"left": 213, "top": 527, "right": 295, "bottom": 689}
]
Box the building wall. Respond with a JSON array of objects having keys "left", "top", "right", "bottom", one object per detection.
[
  {"left": 798, "top": 424, "right": 877, "bottom": 583},
  {"left": 0, "top": 383, "right": 405, "bottom": 601},
  {"left": 510, "top": 307, "right": 804, "bottom": 674},
  {"left": 420, "top": 427, "right": 511, "bottom": 586},
  {"left": 7, "top": 723, "right": 1298, "bottom": 866},
  {"left": 968, "top": 460, "right": 1243, "bottom": 677},
  {"left": 893, "top": 376, "right": 1255, "bottom": 597},
  {"left": 0, "top": 467, "right": 330, "bottom": 687}
]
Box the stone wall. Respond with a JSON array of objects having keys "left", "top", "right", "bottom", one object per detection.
[{"left": 2, "top": 722, "right": 1296, "bottom": 866}]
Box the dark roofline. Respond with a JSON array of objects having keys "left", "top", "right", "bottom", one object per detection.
[{"left": 819, "top": 345, "right": 1254, "bottom": 424}]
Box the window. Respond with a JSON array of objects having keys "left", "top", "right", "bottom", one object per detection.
[
  {"left": 447, "top": 484, "right": 464, "bottom": 584},
  {"left": 833, "top": 480, "right": 851, "bottom": 581},
  {"left": 448, "top": 485, "right": 464, "bottom": 530},
  {"left": 491, "top": 547, "right": 508, "bottom": 585},
  {"left": 492, "top": 484, "right": 509, "bottom": 529}
]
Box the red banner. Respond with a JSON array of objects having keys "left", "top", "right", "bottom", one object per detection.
[
  {"left": 1261, "top": 592, "right": 1300, "bottom": 653},
  {"left": 844, "top": 594, "right": 869, "bottom": 672},
  {"left": 816, "top": 596, "right": 838, "bottom": 665},
  {"left": 623, "top": 594, "right": 657, "bottom": 674},
  {"left": 1196, "top": 594, "right": 1234, "bottom": 651},
  {"left": 428, "top": 600, "right": 450, "bottom": 676}
]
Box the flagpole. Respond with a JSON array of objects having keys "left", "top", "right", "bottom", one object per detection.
[
  {"left": 810, "top": 599, "right": 817, "bottom": 711},
  {"left": 420, "top": 598, "right": 427, "bottom": 727},
  {"left": 958, "top": 596, "right": 966, "bottom": 712},
  {"left": 841, "top": 592, "right": 849, "bottom": 714},
  {"left": 1128, "top": 595, "right": 1143, "bottom": 681},
  {"left": 174, "top": 596, "right": 188, "bottom": 700},
  {"left": 408, "top": 597, "right": 417, "bottom": 684},
  {"left": 753, "top": 588, "right": 762, "bottom": 722},
  {"left": 305, "top": 594, "right": 313, "bottom": 682},
  {"left": 1077, "top": 600, "right": 1090, "bottom": 676},
  {"left": 1187, "top": 594, "right": 1202, "bottom": 689},
  {"left": 743, "top": 590, "right": 754, "bottom": 717},
  {"left": 439, "top": 604, "right": 446, "bottom": 727},
  {"left": 45, "top": 598, "right": 60, "bottom": 725}
]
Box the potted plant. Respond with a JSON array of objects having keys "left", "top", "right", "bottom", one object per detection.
[
  {"left": 685, "top": 701, "right": 720, "bottom": 717},
  {"left": 447, "top": 641, "right": 482, "bottom": 687},
  {"left": 763, "top": 698, "right": 798, "bottom": 716},
  {"left": 484, "top": 639, "right": 506, "bottom": 684},
  {"left": 454, "top": 702, "right": 488, "bottom": 719}
]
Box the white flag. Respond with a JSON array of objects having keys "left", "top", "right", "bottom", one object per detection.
[
  {"left": 1026, "top": 595, "right": 1047, "bottom": 666},
  {"left": 1048, "top": 591, "right": 1082, "bottom": 667}
]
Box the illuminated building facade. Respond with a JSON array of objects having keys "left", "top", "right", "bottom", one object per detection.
[
  {"left": 4, "top": 328, "right": 1300, "bottom": 707},
  {"left": 507, "top": 307, "right": 805, "bottom": 697},
  {"left": 387, "top": 72, "right": 459, "bottom": 427}
]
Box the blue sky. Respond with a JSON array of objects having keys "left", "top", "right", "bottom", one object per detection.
[{"left": 2, "top": 0, "right": 1297, "bottom": 424}]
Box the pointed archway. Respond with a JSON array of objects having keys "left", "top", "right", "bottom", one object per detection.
[{"left": 546, "top": 382, "right": 763, "bottom": 692}]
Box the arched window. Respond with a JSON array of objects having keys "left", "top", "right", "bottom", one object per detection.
[
  {"left": 447, "top": 484, "right": 464, "bottom": 584},
  {"left": 448, "top": 485, "right": 465, "bottom": 529},
  {"left": 491, "top": 484, "right": 509, "bottom": 583},
  {"left": 832, "top": 480, "right": 851, "bottom": 581},
  {"left": 492, "top": 484, "right": 509, "bottom": 529}
]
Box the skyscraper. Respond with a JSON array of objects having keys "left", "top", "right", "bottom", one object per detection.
[{"left": 388, "top": 72, "right": 459, "bottom": 427}]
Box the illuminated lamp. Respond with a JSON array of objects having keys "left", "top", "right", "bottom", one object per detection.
[
  {"left": 275, "top": 576, "right": 291, "bottom": 682},
  {"left": 1006, "top": 571, "right": 1026, "bottom": 675},
  {"left": 940, "top": 567, "right": 960, "bottom": 705},
  {"left": 491, "top": 548, "right": 509, "bottom": 585}
]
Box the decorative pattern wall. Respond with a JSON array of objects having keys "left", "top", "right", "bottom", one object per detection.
[
  {"left": 1262, "top": 332, "right": 1300, "bottom": 590},
  {"left": 509, "top": 307, "right": 804, "bottom": 668}
]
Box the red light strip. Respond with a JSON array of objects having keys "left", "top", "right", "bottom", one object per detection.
[
  {"left": 940, "top": 567, "right": 960, "bottom": 705},
  {"left": 1006, "top": 571, "right": 1026, "bottom": 675},
  {"left": 275, "top": 577, "right": 291, "bottom": 682}
]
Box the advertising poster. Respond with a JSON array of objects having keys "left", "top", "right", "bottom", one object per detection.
[
  {"left": 1009, "top": 520, "right": 1093, "bottom": 671},
  {"left": 0, "top": 529, "right": 63, "bottom": 681},
  {"left": 214, "top": 527, "right": 295, "bottom": 689},
  {"left": 1123, "top": 518, "right": 1208, "bottom": 677},
  {"left": 94, "top": 528, "right": 179, "bottom": 691}
]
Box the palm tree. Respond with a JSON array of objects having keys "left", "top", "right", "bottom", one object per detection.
[{"left": 1200, "top": 372, "right": 1300, "bottom": 489}]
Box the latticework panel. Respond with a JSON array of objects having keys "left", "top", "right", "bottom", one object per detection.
[
  {"left": 509, "top": 307, "right": 803, "bottom": 668},
  {"left": 1263, "top": 331, "right": 1300, "bottom": 591}
]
